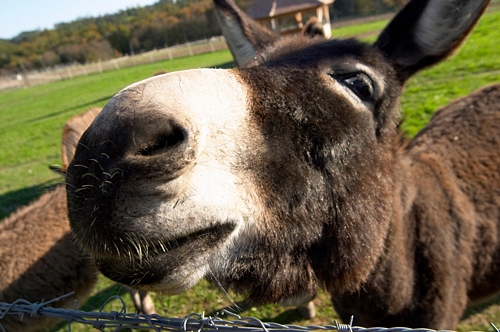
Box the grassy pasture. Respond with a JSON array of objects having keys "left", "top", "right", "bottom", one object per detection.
[{"left": 0, "top": 7, "right": 499, "bottom": 332}]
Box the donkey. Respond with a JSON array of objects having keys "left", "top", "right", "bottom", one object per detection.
[
  {"left": 66, "top": 0, "right": 499, "bottom": 329},
  {"left": 0, "top": 109, "right": 154, "bottom": 332}
]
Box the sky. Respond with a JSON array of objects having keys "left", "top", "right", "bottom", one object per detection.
[{"left": 0, "top": 0, "right": 160, "bottom": 40}]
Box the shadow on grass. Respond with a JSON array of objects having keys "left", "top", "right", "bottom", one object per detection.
[
  {"left": 22, "top": 95, "right": 113, "bottom": 125},
  {"left": 78, "top": 284, "right": 130, "bottom": 312},
  {"left": 0, "top": 180, "right": 60, "bottom": 219},
  {"left": 462, "top": 293, "right": 500, "bottom": 320},
  {"left": 261, "top": 308, "right": 308, "bottom": 324}
]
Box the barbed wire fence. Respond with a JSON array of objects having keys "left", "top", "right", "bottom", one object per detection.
[{"left": 0, "top": 293, "right": 499, "bottom": 332}]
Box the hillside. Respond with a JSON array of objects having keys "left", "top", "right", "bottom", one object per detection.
[{"left": 0, "top": 0, "right": 407, "bottom": 75}]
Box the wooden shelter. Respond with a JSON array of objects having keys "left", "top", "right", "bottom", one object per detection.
[{"left": 247, "top": 0, "right": 335, "bottom": 38}]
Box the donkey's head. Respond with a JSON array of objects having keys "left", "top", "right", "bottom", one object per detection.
[{"left": 67, "top": 0, "right": 489, "bottom": 303}]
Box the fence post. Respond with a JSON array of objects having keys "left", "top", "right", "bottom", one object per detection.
[
  {"left": 19, "top": 59, "right": 31, "bottom": 87},
  {"left": 97, "top": 59, "right": 103, "bottom": 74},
  {"left": 67, "top": 66, "right": 74, "bottom": 79}
]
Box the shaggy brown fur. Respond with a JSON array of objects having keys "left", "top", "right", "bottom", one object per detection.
[
  {"left": 0, "top": 186, "right": 96, "bottom": 332},
  {"left": 66, "top": 0, "right": 498, "bottom": 330},
  {"left": 331, "top": 83, "right": 500, "bottom": 327}
]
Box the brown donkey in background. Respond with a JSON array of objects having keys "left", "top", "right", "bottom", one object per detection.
[{"left": 66, "top": 0, "right": 499, "bottom": 329}]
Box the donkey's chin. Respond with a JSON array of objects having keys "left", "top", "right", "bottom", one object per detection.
[
  {"left": 96, "top": 255, "right": 208, "bottom": 294},
  {"left": 93, "top": 222, "right": 237, "bottom": 293}
]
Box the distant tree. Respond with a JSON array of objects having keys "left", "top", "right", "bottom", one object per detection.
[
  {"left": 11, "top": 30, "right": 41, "bottom": 44},
  {"left": 107, "top": 24, "right": 132, "bottom": 55},
  {"left": 0, "top": 40, "right": 16, "bottom": 69},
  {"left": 0, "top": 52, "right": 9, "bottom": 69},
  {"left": 86, "top": 40, "right": 114, "bottom": 61},
  {"left": 58, "top": 39, "right": 113, "bottom": 64},
  {"left": 40, "top": 50, "right": 60, "bottom": 68}
]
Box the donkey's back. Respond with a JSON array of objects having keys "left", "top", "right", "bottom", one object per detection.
[{"left": 407, "top": 84, "right": 500, "bottom": 302}]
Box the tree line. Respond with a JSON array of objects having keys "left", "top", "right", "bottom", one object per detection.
[{"left": 0, "top": 0, "right": 405, "bottom": 75}]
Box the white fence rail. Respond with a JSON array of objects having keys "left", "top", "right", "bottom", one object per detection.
[{"left": 0, "top": 36, "right": 228, "bottom": 92}]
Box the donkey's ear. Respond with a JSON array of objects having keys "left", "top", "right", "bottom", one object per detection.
[
  {"left": 302, "top": 17, "right": 325, "bottom": 38},
  {"left": 213, "top": 0, "right": 278, "bottom": 67},
  {"left": 61, "top": 108, "right": 101, "bottom": 173},
  {"left": 375, "top": 0, "right": 490, "bottom": 82}
]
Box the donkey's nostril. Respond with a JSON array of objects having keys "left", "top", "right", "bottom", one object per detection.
[{"left": 138, "top": 125, "right": 186, "bottom": 157}]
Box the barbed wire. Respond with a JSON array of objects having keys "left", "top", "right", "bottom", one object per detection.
[{"left": 0, "top": 293, "right": 496, "bottom": 332}]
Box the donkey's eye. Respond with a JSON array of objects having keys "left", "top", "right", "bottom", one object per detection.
[
  {"left": 331, "top": 72, "right": 374, "bottom": 101},
  {"left": 343, "top": 73, "right": 373, "bottom": 100}
]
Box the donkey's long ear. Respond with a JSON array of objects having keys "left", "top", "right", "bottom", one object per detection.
[
  {"left": 375, "top": 0, "right": 490, "bottom": 82},
  {"left": 61, "top": 108, "right": 101, "bottom": 173},
  {"left": 213, "top": 0, "right": 278, "bottom": 67},
  {"left": 302, "top": 17, "right": 325, "bottom": 39}
]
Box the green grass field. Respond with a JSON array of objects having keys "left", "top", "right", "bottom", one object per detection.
[{"left": 1, "top": 6, "right": 500, "bottom": 332}]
